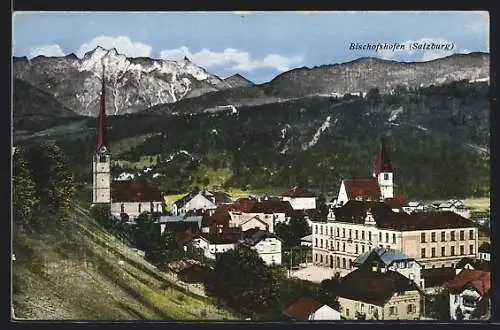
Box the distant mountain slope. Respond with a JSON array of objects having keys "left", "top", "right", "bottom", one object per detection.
[
  {"left": 263, "top": 52, "right": 489, "bottom": 97},
  {"left": 223, "top": 74, "right": 254, "bottom": 88},
  {"left": 13, "top": 78, "right": 79, "bottom": 119},
  {"left": 13, "top": 47, "right": 235, "bottom": 117},
  {"left": 12, "top": 203, "right": 235, "bottom": 320}
]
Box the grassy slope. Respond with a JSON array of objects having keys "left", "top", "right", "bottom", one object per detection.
[{"left": 12, "top": 204, "right": 235, "bottom": 320}]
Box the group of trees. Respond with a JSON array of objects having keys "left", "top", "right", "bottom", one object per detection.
[
  {"left": 13, "top": 143, "right": 75, "bottom": 231},
  {"left": 275, "top": 212, "right": 312, "bottom": 248}
]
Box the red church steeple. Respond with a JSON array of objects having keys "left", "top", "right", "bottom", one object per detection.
[
  {"left": 96, "top": 64, "right": 108, "bottom": 152},
  {"left": 373, "top": 137, "right": 393, "bottom": 177}
]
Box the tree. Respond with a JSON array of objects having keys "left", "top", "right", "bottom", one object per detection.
[
  {"left": 90, "top": 204, "right": 112, "bottom": 228},
  {"left": 366, "top": 87, "right": 382, "bottom": 106},
  {"left": 204, "top": 246, "right": 279, "bottom": 317},
  {"left": 24, "top": 142, "right": 75, "bottom": 219},
  {"left": 12, "top": 147, "right": 40, "bottom": 230}
]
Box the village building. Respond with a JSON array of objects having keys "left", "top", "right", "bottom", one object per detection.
[
  {"left": 337, "top": 262, "right": 422, "bottom": 320},
  {"left": 352, "top": 247, "right": 424, "bottom": 288},
  {"left": 280, "top": 187, "right": 317, "bottom": 210},
  {"left": 402, "top": 201, "right": 425, "bottom": 214},
  {"left": 300, "top": 234, "right": 313, "bottom": 247},
  {"left": 311, "top": 200, "right": 478, "bottom": 272},
  {"left": 171, "top": 189, "right": 217, "bottom": 216},
  {"left": 157, "top": 215, "right": 203, "bottom": 235},
  {"left": 454, "top": 257, "right": 490, "bottom": 274},
  {"left": 445, "top": 269, "right": 490, "bottom": 320},
  {"left": 192, "top": 230, "right": 242, "bottom": 260},
  {"left": 430, "top": 200, "right": 471, "bottom": 219},
  {"left": 282, "top": 297, "right": 340, "bottom": 321},
  {"left": 226, "top": 199, "right": 293, "bottom": 233},
  {"left": 478, "top": 242, "right": 491, "bottom": 261},
  {"left": 239, "top": 228, "right": 283, "bottom": 266},
  {"left": 92, "top": 67, "right": 163, "bottom": 220}
]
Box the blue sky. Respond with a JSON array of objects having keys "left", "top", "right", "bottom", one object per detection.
[{"left": 12, "top": 11, "right": 489, "bottom": 83}]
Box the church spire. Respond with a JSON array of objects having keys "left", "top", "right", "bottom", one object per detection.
[
  {"left": 96, "top": 63, "right": 108, "bottom": 152},
  {"left": 373, "top": 137, "right": 392, "bottom": 177}
]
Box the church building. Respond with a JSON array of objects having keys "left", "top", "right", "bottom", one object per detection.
[{"left": 91, "top": 66, "right": 163, "bottom": 220}]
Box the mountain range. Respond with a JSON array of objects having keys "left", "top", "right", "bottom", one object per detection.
[
  {"left": 13, "top": 47, "right": 488, "bottom": 117},
  {"left": 12, "top": 48, "right": 490, "bottom": 199}
]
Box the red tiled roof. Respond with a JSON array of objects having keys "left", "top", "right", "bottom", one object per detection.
[
  {"left": 344, "top": 178, "right": 381, "bottom": 200},
  {"left": 282, "top": 297, "right": 323, "bottom": 320},
  {"left": 111, "top": 180, "right": 163, "bottom": 202},
  {"left": 250, "top": 200, "right": 293, "bottom": 215},
  {"left": 445, "top": 269, "right": 490, "bottom": 296},
  {"left": 234, "top": 198, "right": 257, "bottom": 213},
  {"left": 280, "top": 187, "right": 316, "bottom": 198},
  {"left": 384, "top": 196, "right": 408, "bottom": 209},
  {"left": 374, "top": 138, "right": 393, "bottom": 176}
]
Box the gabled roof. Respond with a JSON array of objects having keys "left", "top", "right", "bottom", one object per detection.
[
  {"left": 197, "top": 231, "right": 242, "bottom": 245},
  {"left": 233, "top": 198, "right": 257, "bottom": 213},
  {"left": 421, "top": 268, "right": 457, "bottom": 288},
  {"left": 240, "top": 228, "right": 280, "bottom": 246},
  {"left": 338, "top": 268, "right": 421, "bottom": 306},
  {"left": 384, "top": 196, "right": 408, "bottom": 209},
  {"left": 353, "top": 247, "right": 415, "bottom": 267},
  {"left": 333, "top": 200, "right": 477, "bottom": 231},
  {"left": 111, "top": 180, "right": 163, "bottom": 202},
  {"left": 343, "top": 178, "right": 381, "bottom": 200},
  {"left": 478, "top": 242, "right": 491, "bottom": 253},
  {"left": 281, "top": 187, "right": 316, "bottom": 198},
  {"left": 455, "top": 258, "right": 490, "bottom": 272},
  {"left": 282, "top": 297, "right": 324, "bottom": 320},
  {"left": 174, "top": 189, "right": 215, "bottom": 209},
  {"left": 161, "top": 222, "right": 200, "bottom": 245},
  {"left": 212, "top": 191, "right": 232, "bottom": 204},
  {"left": 158, "top": 215, "right": 203, "bottom": 229},
  {"left": 373, "top": 138, "right": 392, "bottom": 176},
  {"left": 240, "top": 215, "right": 269, "bottom": 229},
  {"left": 250, "top": 200, "right": 294, "bottom": 215},
  {"left": 444, "top": 269, "right": 490, "bottom": 296},
  {"left": 300, "top": 234, "right": 312, "bottom": 242}
]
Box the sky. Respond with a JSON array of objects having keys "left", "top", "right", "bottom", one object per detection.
[{"left": 12, "top": 11, "right": 489, "bottom": 84}]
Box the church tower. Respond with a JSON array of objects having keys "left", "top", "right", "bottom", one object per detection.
[
  {"left": 92, "top": 65, "right": 111, "bottom": 205},
  {"left": 373, "top": 138, "right": 393, "bottom": 199}
]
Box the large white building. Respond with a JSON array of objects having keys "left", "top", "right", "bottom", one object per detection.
[{"left": 280, "top": 187, "right": 317, "bottom": 210}]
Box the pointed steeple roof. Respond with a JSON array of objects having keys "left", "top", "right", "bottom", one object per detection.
[
  {"left": 373, "top": 137, "right": 392, "bottom": 176},
  {"left": 96, "top": 64, "right": 108, "bottom": 151}
]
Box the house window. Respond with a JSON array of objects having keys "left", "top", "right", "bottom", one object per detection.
[
  {"left": 379, "top": 232, "right": 382, "bottom": 242},
  {"left": 315, "top": 238, "right": 318, "bottom": 247},
  {"left": 343, "top": 242, "right": 346, "bottom": 252},
  {"left": 384, "top": 173, "right": 389, "bottom": 180},
  {"left": 469, "top": 230, "right": 474, "bottom": 240},
  {"left": 320, "top": 239, "right": 323, "bottom": 248},
  {"left": 121, "top": 203, "right": 124, "bottom": 213},
  {"left": 349, "top": 229, "right": 352, "bottom": 239},
  {"left": 342, "top": 258, "right": 346, "bottom": 268},
  {"left": 315, "top": 254, "right": 318, "bottom": 262},
  {"left": 99, "top": 155, "right": 107, "bottom": 162},
  {"left": 362, "top": 245, "right": 365, "bottom": 253},
  {"left": 460, "top": 245, "right": 464, "bottom": 255},
  {"left": 407, "top": 304, "right": 416, "bottom": 314},
  {"left": 355, "top": 230, "right": 358, "bottom": 239},
  {"left": 330, "top": 228, "right": 333, "bottom": 236},
  {"left": 343, "top": 229, "right": 345, "bottom": 237},
  {"left": 368, "top": 231, "right": 370, "bottom": 241},
  {"left": 320, "top": 255, "right": 323, "bottom": 263},
  {"left": 138, "top": 204, "right": 141, "bottom": 213},
  {"left": 451, "top": 231, "right": 455, "bottom": 241},
  {"left": 360, "top": 304, "right": 365, "bottom": 312},
  {"left": 355, "top": 244, "right": 359, "bottom": 254},
  {"left": 346, "top": 308, "right": 350, "bottom": 317},
  {"left": 337, "top": 228, "right": 340, "bottom": 237},
  {"left": 392, "top": 233, "right": 396, "bottom": 244},
  {"left": 470, "top": 244, "right": 474, "bottom": 255},
  {"left": 441, "top": 231, "right": 446, "bottom": 242},
  {"left": 460, "top": 230, "right": 464, "bottom": 241},
  {"left": 337, "top": 257, "right": 340, "bottom": 267},
  {"left": 421, "top": 233, "right": 426, "bottom": 243},
  {"left": 441, "top": 246, "right": 446, "bottom": 257},
  {"left": 320, "top": 226, "right": 323, "bottom": 235},
  {"left": 431, "top": 248, "right": 436, "bottom": 257},
  {"left": 362, "top": 231, "right": 366, "bottom": 240},
  {"left": 389, "top": 306, "right": 397, "bottom": 315},
  {"left": 454, "top": 295, "right": 458, "bottom": 303},
  {"left": 431, "top": 232, "right": 436, "bottom": 242},
  {"left": 385, "top": 233, "right": 389, "bottom": 243},
  {"left": 337, "top": 242, "right": 340, "bottom": 250},
  {"left": 421, "top": 248, "right": 426, "bottom": 258},
  {"left": 315, "top": 225, "right": 318, "bottom": 234},
  {"left": 451, "top": 246, "right": 455, "bottom": 256},
  {"left": 463, "top": 297, "right": 477, "bottom": 308}
]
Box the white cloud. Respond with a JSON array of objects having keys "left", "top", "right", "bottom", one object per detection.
[
  {"left": 29, "top": 44, "right": 66, "bottom": 58},
  {"left": 76, "top": 36, "right": 152, "bottom": 58},
  {"left": 159, "top": 46, "right": 303, "bottom": 72}
]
